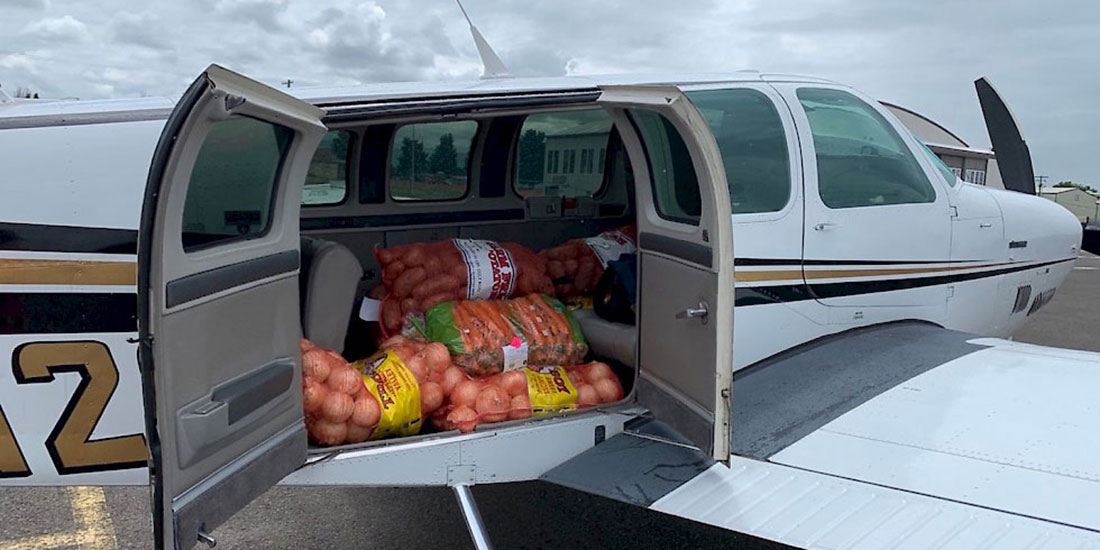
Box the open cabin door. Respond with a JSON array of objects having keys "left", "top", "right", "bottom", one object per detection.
[
  {"left": 599, "top": 86, "right": 734, "bottom": 461},
  {"left": 137, "top": 65, "right": 325, "bottom": 549}
]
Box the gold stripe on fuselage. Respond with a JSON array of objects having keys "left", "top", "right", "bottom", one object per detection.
[
  {"left": 0, "top": 258, "right": 136, "bottom": 286},
  {"left": 0, "top": 258, "right": 1021, "bottom": 288}
]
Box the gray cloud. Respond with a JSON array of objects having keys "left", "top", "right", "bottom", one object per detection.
[
  {"left": 0, "top": 0, "right": 1097, "bottom": 185},
  {"left": 21, "top": 14, "right": 89, "bottom": 42},
  {"left": 4, "top": 0, "right": 49, "bottom": 9},
  {"left": 111, "top": 12, "right": 173, "bottom": 51},
  {"left": 215, "top": 0, "right": 289, "bottom": 32}
]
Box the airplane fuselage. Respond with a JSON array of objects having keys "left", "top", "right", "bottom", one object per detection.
[{"left": 0, "top": 72, "right": 1082, "bottom": 485}]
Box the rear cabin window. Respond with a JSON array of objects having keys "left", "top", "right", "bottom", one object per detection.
[
  {"left": 514, "top": 109, "right": 612, "bottom": 198},
  {"left": 181, "top": 115, "right": 291, "bottom": 251},
  {"left": 630, "top": 110, "right": 701, "bottom": 225},
  {"left": 302, "top": 130, "right": 351, "bottom": 206},
  {"left": 797, "top": 88, "right": 936, "bottom": 209},
  {"left": 686, "top": 88, "right": 791, "bottom": 214},
  {"left": 389, "top": 121, "right": 477, "bottom": 201}
]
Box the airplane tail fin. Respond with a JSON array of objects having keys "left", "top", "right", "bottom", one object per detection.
[{"left": 456, "top": 0, "right": 511, "bottom": 79}]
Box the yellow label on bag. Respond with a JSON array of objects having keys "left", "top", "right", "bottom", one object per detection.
[
  {"left": 525, "top": 366, "right": 577, "bottom": 416},
  {"left": 354, "top": 351, "right": 422, "bottom": 440}
]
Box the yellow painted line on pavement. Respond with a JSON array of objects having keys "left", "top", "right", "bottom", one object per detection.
[{"left": 0, "top": 487, "right": 117, "bottom": 550}]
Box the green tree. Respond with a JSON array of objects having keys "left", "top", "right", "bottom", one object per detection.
[
  {"left": 1054, "top": 181, "right": 1097, "bottom": 192},
  {"left": 393, "top": 137, "right": 428, "bottom": 179},
  {"left": 428, "top": 133, "right": 460, "bottom": 176},
  {"left": 517, "top": 129, "right": 546, "bottom": 187}
]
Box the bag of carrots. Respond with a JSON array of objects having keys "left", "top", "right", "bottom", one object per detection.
[
  {"left": 539, "top": 225, "right": 637, "bottom": 297},
  {"left": 432, "top": 362, "right": 625, "bottom": 433},
  {"left": 375, "top": 239, "right": 554, "bottom": 335},
  {"left": 300, "top": 336, "right": 452, "bottom": 446},
  {"left": 418, "top": 294, "right": 589, "bottom": 376}
]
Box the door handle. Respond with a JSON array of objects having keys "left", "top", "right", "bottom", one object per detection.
[
  {"left": 814, "top": 222, "right": 840, "bottom": 231},
  {"left": 676, "top": 301, "right": 709, "bottom": 324}
]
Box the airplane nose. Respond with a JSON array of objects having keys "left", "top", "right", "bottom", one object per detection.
[{"left": 989, "top": 189, "right": 1082, "bottom": 262}]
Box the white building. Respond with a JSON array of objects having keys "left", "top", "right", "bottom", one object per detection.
[
  {"left": 1038, "top": 187, "right": 1099, "bottom": 225},
  {"left": 542, "top": 119, "right": 611, "bottom": 197},
  {"left": 883, "top": 102, "right": 1003, "bottom": 190}
]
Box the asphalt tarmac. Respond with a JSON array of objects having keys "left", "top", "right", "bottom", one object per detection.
[{"left": 1, "top": 252, "right": 1096, "bottom": 550}]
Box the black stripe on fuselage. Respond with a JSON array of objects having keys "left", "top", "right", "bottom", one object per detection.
[
  {"left": 0, "top": 293, "right": 137, "bottom": 334},
  {"left": 0, "top": 223, "right": 137, "bottom": 254},
  {"left": 734, "top": 257, "right": 987, "bottom": 266},
  {"left": 735, "top": 257, "right": 1076, "bottom": 307}
]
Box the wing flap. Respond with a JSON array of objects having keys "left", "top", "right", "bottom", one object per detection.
[{"left": 771, "top": 340, "right": 1100, "bottom": 533}]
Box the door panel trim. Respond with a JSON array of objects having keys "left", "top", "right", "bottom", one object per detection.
[
  {"left": 173, "top": 424, "right": 305, "bottom": 548},
  {"left": 638, "top": 232, "right": 712, "bottom": 268},
  {"left": 212, "top": 359, "right": 295, "bottom": 425},
  {"left": 636, "top": 372, "right": 714, "bottom": 456},
  {"left": 164, "top": 250, "right": 299, "bottom": 309}
]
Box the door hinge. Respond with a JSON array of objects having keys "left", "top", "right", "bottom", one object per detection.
[
  {"left": 946, "top": 285, "right": 955, "bottom": 300},
  {"left": 949, "top": 206, "right": 959, "bottom": 218}
]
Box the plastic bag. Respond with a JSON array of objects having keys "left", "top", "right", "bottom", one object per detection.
[
  {"left": 375, "top": 239, "right": 554, "bottom": 334},
  {"left": 432, "top": 362, "right": 624, "bottom": 433},
  {"left": 419, "top": 294, "right": 589, "bottom": 376},
  {"left": 540, "top": 225, "right": 637, "bottom": 297}
]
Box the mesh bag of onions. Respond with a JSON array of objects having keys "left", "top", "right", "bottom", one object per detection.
[
  {"left": 375, "top": 239, "right": 554, "bottom": 335},
  {"left": 431, "top": 362, "right": 624, "bottom": 433},
  {"left": 539, "top": 225, "right": 637, "bottom": 297},
  {"left": 417, "top": 294, "right": 589, "bottom": 377},
  {"left": 300, "top": 336, "right": 452, "bottom": 446}
]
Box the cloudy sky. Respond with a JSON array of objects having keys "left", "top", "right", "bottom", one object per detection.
[{"left": 2, "top": 0, "right": 1097, "bottom": 186}]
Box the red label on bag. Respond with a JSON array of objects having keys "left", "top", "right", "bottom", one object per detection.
[
  {"left": 585, "top": 230, "right": 636, "bottom": 268},
  {"left": 453, "top": 239, "right": 516, "bottom": 300}
]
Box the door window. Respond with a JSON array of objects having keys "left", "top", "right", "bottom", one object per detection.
[
  {"left": 302, "top": 130, "right": 352, "bottom": 206},
  {"left": 686, "top": 88, "right": 791, "bottom": 214},
  {"left": 797, "top": 88, "right": 936, "bottom": 209},
  {"left": 389, "top": 120, "right": 477, "bottom": 201},
  {"left": 630, "top": 110, "right": 701, "bottom": 225},
  {"left": 181, "top": 115, "right": 292, "bottom": 251}
]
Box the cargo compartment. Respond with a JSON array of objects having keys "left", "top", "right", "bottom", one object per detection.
[{"left": 295, "top": 102, "right": 642, "bottom": 453}]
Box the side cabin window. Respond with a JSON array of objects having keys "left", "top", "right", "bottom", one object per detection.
[
  {"left": 302, "top": 130, "right": 352, "bottom": 206},
  {"left": 629, "top": 110, "right": 701, "bottom": 226},
  {"left": 389, "top": 120, "right": 477, "bottom": 201},
  {"left": 797, "top": 88, "right": 936, "bottom": 209},
  {"left": 686, "top": 88, "right": 791, "bottom": 214},
  {"left": 181, "top": 115, "right": 292, "bottom": 251},
  {"left": 514, "top": 109, "right": 612, "bottom": 198}
]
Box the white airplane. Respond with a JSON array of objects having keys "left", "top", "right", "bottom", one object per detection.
[{"left": 0, "top": 18, "right": 1092, "bottom": 550}]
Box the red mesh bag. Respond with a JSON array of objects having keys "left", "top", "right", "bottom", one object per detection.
[
  {"left": 540, "top": 225, "right": 637, "bottom": 297},
  {"left": 375, "top": 239, "right": 553, "bottom": 334}
]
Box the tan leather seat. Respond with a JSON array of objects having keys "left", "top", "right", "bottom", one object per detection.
[
  {"left": 300, "top": 238, "right": 363, "bottom": 353},
  {"left": 572, "top": 308, "right": 636, "bottom": 367}
]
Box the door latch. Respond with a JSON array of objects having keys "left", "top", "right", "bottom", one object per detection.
[
  {"left": 675, "top": 301, "right": 709, "bottom": 324},
  {"left": 813, "top": 222, "right": 840, "bottom": 231},
  {"left": 197, "top": 527, "right": 217, "bottom": 548}
]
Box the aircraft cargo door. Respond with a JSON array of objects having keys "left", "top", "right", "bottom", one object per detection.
[
  {"left": 137, "top": 65, "right": 326, "bottom": 549},
  {"left": 600, "top": 87, "right": 734, "bottom": 461}
]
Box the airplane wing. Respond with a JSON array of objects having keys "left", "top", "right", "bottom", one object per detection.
[{"left": 542, "top": 322, "right": 1100, "bottom": 548}]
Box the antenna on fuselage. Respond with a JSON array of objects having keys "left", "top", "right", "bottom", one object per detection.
[{"left": 455, "top": 0, "right": 511, "bottom": 79}]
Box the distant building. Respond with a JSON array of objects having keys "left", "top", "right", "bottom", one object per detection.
[
  {"left": 1038, "top": 187, "right": 1100, "bottom": 225},
  {"left": 542, "top": 119, "right": 611, "bottom": 196},
  {"left": 883, "top": 102, "right": 1003, "bottom": 190}
]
